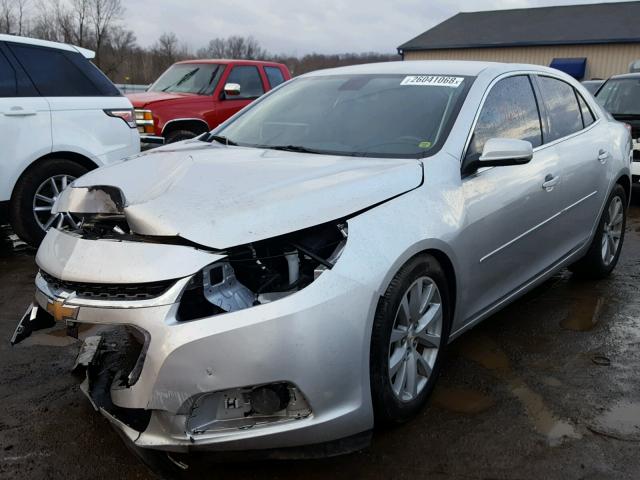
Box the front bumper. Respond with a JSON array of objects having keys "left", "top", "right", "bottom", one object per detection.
[
  {"left": 140, "top": 134, "right": 164, "bottom": 150},
  {"left": 22, "top": 240, "right": 376, "bottom": 454}
]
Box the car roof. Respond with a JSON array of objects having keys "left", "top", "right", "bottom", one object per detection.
[
  {"left": 176, "top": 59, "right": 286, "bottom": 67},
  {"left": 302, "top": 60, "right": 568, "bottom": 78},
  {"left": 608, "top": 72, "right": 640, "bottom": 80},
  {"left": 0, "top": 33, "right": 94, "bottom": 59}
]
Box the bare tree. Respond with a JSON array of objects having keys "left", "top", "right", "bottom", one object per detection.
[
  {"left": 196, "top": 35, "right": 267, "bottom": 60},
  {"left": 89, "top": 0, "right": 122, "bottom": 67}
]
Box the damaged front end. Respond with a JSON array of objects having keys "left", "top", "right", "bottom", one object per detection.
[{"left": 12, "top": 183, "right": 374, "bottom": 454}]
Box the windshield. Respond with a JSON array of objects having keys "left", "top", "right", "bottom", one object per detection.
[
  {"left": 215, "top": 74, "right": 473, "bottom": 158},
  {"left": 596, "top": 78, "right": 640, "bottom": 115},
  {"left": 148, "top": 63, "right": 225, "bottom": 95}
]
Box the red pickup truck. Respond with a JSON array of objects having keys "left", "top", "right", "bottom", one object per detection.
[{"left": 127, "top": 59, "right": 291, "bottom": 145}]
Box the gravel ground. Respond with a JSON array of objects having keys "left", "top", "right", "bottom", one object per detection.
[{"left": 1, "top": 193, "right": 639, "bottom": 479}]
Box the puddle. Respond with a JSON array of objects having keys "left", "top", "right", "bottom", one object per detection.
[
  {"left": 589, "top": 401, "right": 640, "bottom": 441},
  {"left": 457, "top": 334, "right": 581, "bottom": 445},
  {"left": 20, "top": 324, "right": 104, "bottom": 347},
  {"left": 431, "top": 386, "right": 495, "bottom": 414},
  {"left": 561, "top": 295, "right": 604, "bottom": 331}
]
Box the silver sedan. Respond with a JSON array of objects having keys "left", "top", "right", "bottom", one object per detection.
[{"left": 13, "top": 61, "right": 631, "bottom": 462}]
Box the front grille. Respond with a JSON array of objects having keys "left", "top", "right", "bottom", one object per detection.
[{"left": 40, "top": 270, "right": 175, "bottom": 301}]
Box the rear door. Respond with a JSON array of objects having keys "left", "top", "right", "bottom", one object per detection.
[
  {"left": 215, "top": 65, "right": 266, "bottom": 126},
  {"left": 0, "top": 42, "right": 51, "bottom": 203},
  {"left": 458, "top": 74, "right": 564, "bottom": 321},
  {"left": 6, "top": 42, "right": 136, "bottom": 165},
  {"left": 534, "top": 75, "right": 610, "bottom": 249}
]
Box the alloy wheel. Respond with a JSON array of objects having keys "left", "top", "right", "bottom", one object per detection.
[
  {"left": 601, "top": 195, "right": 623, "bottom": 266},
  {"left": 388, "top": 276, "right": 443, "bottom": 402},
  {"left": 32, "top": 174, "right": 79, "bottom": 231}
]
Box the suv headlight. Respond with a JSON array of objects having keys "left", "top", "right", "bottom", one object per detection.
[{"left": 177, "top": 222, "right": 348, "bottom": 321}]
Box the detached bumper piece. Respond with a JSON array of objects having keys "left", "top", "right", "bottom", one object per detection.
[
  {"left": 11, "top": 303, "right": 55, "bottom": 345},
  {"left": 77, "top": 326, "right": 151, "bottom": 434}
]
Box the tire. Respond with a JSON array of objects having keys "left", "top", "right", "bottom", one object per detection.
[
  {"left": 569, "top": 184, "right": 627, "bottom": 279},
  {"left": 9, "top": 159, "right": 88, "bottom": 247},
  {"left": 370, "top": 254, "right": 451, "bottom": 426},
  {"left": 165, "top": 129, "right": 198, "bottom": 144}
]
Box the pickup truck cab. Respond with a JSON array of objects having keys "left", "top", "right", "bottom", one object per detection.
[{"left": 127, "top": 59, "right": 291, "bottom": 145}]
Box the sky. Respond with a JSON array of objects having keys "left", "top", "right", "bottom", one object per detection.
[{"left": 124, "top": 0, "right": 634, "bottom": 56}]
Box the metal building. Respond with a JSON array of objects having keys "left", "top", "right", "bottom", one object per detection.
[{"left": 398, "top": 1, "right": 640, "bottom": 80}]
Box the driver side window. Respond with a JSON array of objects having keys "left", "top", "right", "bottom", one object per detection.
[
  {"left": 225, "top": 66, "right": 265, "bottom": 99},
  {"left": 466, "top": 75, "right": 542, "bottom": 161}
]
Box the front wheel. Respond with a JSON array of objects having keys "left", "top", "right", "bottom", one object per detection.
[
  {"left": 370, "top": 254, "right": 451, "bottom": 426},
  {"left": 569, "top": 184, "right": 627, "bottom": 279}
]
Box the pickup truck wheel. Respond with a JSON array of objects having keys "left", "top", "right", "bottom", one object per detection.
[
  {"left": 165, "top": 129, "right": 197, "bottom": 143},
  {"left": 9, "top": 159, "right": 88, "bottom": 247}
]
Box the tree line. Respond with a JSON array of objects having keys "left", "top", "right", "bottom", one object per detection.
[{"left": 0, "top": 0, "right": 399, "bottom": 84}]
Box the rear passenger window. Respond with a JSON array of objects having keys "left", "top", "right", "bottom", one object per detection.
[
  {"left": 265, "top": 67, "right": 285, "bottom": 88},
  {"left": 8, "top": 43, "right": 101, "bottom": 97},
  {"left": 577, "top": 93, "right": 595, "bottom": 127},
  {"left": 466, "top": 75, "right": 542, "bottom": 160},
  {"left": 225, "top": 66, "right": 264, "bottom": 99},
  {"left": 0, "top": 50, "right": 16, "bottom": 96},
  {"left": 537, "top": 76, "right": 583, "bottom": 142}
]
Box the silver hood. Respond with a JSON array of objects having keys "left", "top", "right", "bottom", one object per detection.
[{"left": 59, "top": 143, "right": 423, "bottom": 249}]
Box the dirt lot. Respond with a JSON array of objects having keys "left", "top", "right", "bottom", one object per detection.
[{"left": 1, "top": 195, "right": 640, "bottom": 479}]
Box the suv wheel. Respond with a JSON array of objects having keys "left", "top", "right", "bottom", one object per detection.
[
  {"left": 10, "top": 159, "right": 88, "bottom": 247},
  {"left": 370, "top": 254, "right": 451, "bottom": 425}
]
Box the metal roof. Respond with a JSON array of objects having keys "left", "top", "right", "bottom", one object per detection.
[{"left": 398, "top": 1, "right": 640, "bottom": 52}]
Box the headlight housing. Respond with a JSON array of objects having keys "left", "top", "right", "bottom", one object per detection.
[
  {"left": 177, "top": 222, "right": 348, "bottom": 321},
  {"left": 134, "top": 109, "right": 155, "bottom": 135}
]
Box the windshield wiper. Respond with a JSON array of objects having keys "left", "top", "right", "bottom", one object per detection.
[
  {"left": 266, "top": 145, "right": 323, "bottom": 154},
  {"left": 204, "top": 133, "right": 237, "bottom": 146}
]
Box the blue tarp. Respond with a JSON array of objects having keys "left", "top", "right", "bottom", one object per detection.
[{"left": 549, "top": 58, "right": 587, "bottom": 79}]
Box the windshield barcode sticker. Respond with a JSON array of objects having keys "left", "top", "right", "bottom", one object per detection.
[{"left": 400, "top": 75, "right": 464, "bottom": 87}]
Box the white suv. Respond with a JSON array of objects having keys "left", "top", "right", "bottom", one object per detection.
[{"left": 0, "top": 34, "right": 139, "bottom": 246}]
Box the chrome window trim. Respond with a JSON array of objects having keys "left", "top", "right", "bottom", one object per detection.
[
  {"left": 460, "top": 70, "right": 602, "bottom": 166},
  {"left": 161, "top": 118, "right": 210, "bottom": 136}
]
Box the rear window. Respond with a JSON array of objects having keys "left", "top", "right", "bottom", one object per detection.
[
  {"left": 0, "top": 50, "right": 17, "bottom": 96},
  {"left": 596, "top": 78, "right": 640, "bottom": 116},
  {"left": 265, "top": 66, "right": 286, "bottom": 89},
  {"left": 537, "top": 76, "right": 583, "bottom": 142},
  {"left": 577, "top": 93, "right": 595, "bottom": 127},
  {"left": 8, "top": 43, "right": 119, "bottom": 97}
]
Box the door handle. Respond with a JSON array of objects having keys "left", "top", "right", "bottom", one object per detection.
[
  {"left": 542, "top": 174, "right": 560, "bottom": 192},
  {"left": 3, "top": 106, "right": 37, "bottom": 116},
  {"left": 598, "top": 149, "right": 610, "bottom": 164}
]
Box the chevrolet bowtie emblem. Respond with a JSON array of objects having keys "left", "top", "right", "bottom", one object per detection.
[{"left": 46, "top": 299, "right": 78, "bottom": 323}]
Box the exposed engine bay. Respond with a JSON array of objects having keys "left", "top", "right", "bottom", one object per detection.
[{"left": 61, "top": 212, "right": 348, "bottom": 321}]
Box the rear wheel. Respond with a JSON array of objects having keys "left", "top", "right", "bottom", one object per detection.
[
  {"left": 9, "top": 159, "right": 88, "bottom": 247},
  {"left": 569, "top": 184, "right": 627, "bottom": 279},
  {"left": 370, "top": 254, "right": 451, "bottom": 425}
]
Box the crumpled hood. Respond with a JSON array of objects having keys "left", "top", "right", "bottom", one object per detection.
[
  {"left": 126, "top": 91, "right": 196, "bottom": 108},
  {"left": 68, "top": 142, "right": 423, "bottom": 249}
]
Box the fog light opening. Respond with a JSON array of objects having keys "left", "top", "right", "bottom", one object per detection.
[
  {"left": 250, "top": 384, "right": 291, "bottom": 415},
  {"left": 186, "top": 382, "right": 311, "bottom": 435}
]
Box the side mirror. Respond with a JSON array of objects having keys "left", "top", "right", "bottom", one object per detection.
[
  {"left": 223, "top": 83, "right": 241, "bottom": 97},
  {"left": 479, "top": 138, "right": 533, "bottom": 167}
]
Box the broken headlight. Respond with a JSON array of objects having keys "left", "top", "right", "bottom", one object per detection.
[{"left": 177, "top": 222, "right": 348, "bottom": 321}]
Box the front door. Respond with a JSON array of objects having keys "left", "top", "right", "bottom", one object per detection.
[
  {"left": 456, "top": 75, "right": 564, "bottom": 322},
  {"left": 214, "top": 65, "right": 266, "bottom": 127}
]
